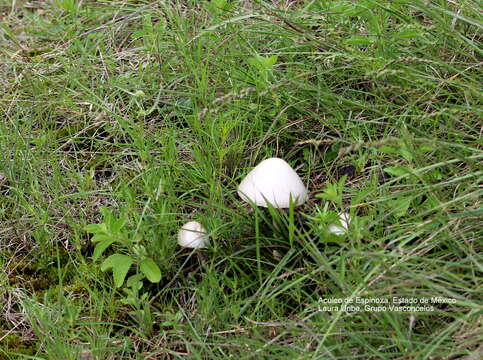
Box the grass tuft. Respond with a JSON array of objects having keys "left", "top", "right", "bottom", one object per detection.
[{"left": 1, "top": 0, "right": 481, "bottom": 358}]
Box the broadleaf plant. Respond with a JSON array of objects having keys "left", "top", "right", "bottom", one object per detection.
[
  {"left": 101, "top": 254, "right": 134, "bottom": 288},
  {"left": 139, "top": 258, "right": 162, "bottom": 283},
  {"left": 84, "top": 207, "right": 162, "bottom": 288}
]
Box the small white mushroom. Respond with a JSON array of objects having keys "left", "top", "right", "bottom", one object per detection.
[
  {"left": 177, "top": 221, "right": 209, "bottom": 249},
  {"left": 328, "top": 212, "right": 350, "bottom": 235},
  {"left": 237, "top": 157, "right": 308, "bottom": 208}
]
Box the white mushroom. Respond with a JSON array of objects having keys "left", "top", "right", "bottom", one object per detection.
[
  {"left": 177, "top": 221, "right": 209, "bottom": 249},
  {"left": 328, "top": 212, "right": 350, "bottom": 235},
  {"left": 237, "top": 157, "right": 308, "bottom": 208}
]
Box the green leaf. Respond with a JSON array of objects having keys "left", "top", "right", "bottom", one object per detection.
[
  {"left": 430, "top": 169, "right": 443, "bottom": 180},
  {"left": 111, "top": 217, "right": 126, "bottom": 233},
  {"left": 248, "top": 55, "right": 277, "bottom": 71},
  {"left": 392, "top": 28, "right": 422, "bottom": 39},
  {"left": 351, "top": 188, "right": 373, "bottom": 206},
  {"left": 378, "top": 146, "right": 399, "bottom": 154},
  {"left": 359, "top": 0, "right": 378, "bottom": 9},
  {"left": 247, "top": 56, "right": 263, "bottom": 70},
  {"left": 316, "top": 184, "right": 339, "bottom": 202},
  {"left": 423, "top": 194, "right": 439, "bottom": 208},
  {"left": 120, "top": 296, "right": 137, "bottom": 306},
  {"left": 316, "top": 176, "right": 346, "bottom": 204},
  {"left": 346, "top": 35, "right": 377, "bottom": 45},
  {"left": 329, "top": 1, "right": 353, "bottom": 14},
  {"left": 101, "top": 254, "right": 134, "bottom": 288},
  {"left": 131, "top": 30, "right": 146, "bottom": 39},
  {"left": 90, "top": 233, "right": 111, "bottom": 243},
  {"left": 392, "top": 0, "right": 409, "bottom": 9},
  {"left": 205, "top": 0, "right": 234, "bottom": 16},
  {"left": 399, "top": 147, "right": 413, "bottom": 161},
  {"left": 264, "top": 55, "right": 278, "bottom": 68},
  {"left": 92, "top": 238, "right": 116, "bottom": 262},
  {"left": 384, "top": 165, "right": 413, "bottom": 177},
  {"left": 84, "top": 223, "right": 107, "bottom": 233},
  {"left": 342, "top": 0, "right": 378, "bottom": 18},
  {"left": 126, "top": 274, "right": 144, "bottom": 290},
  {"left": 389, "top": 197, "right": 412, "bottom": 218},
  {"left": 419, "top": 145, "right": 434, "bottom": 152},
  {"left": 140, "top": 258, "right": 162, "bottom": 283}
]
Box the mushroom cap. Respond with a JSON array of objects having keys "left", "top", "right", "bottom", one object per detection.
[
  {"left": 177, "top": 221, "right": 209, "bottom": 249},
  {"left": 237, "top": 157, "right": 308, "bottom": 208},
  {"left": 328, "top": 212, "right": 350, "bottom": 235}
]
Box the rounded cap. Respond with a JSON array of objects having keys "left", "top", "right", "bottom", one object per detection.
[
  {"left": 328, "top": 212, "right": 350, "bottom": 235},
  {"left": 177, "top": 221, "right": 209, "bottom": 249},
  {"left": 237, "top": 158, "right": 308, "bottom": 208}
]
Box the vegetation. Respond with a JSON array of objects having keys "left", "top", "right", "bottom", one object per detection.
[{"left": 1, "top": 0, "right": 481, "bottom": 358}]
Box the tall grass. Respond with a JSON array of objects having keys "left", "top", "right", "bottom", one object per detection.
[{"left": 1, "top": 0, "right": 481, "bottom": 358}]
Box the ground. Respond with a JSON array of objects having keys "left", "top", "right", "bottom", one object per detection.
[{"left": 0, "top": 0, "right": 482, "bottom": 359}]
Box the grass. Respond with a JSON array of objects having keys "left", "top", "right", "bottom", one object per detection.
[{"left": 0, "top": 0, "right": 481, "bottom": 358}]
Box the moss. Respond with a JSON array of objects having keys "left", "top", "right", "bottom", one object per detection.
[
  {"left": 5, "top": 251, "right": 75, "bottom": 295},
  {"left": 0, "top": 334, "right": 36, "bottom": 358}
]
